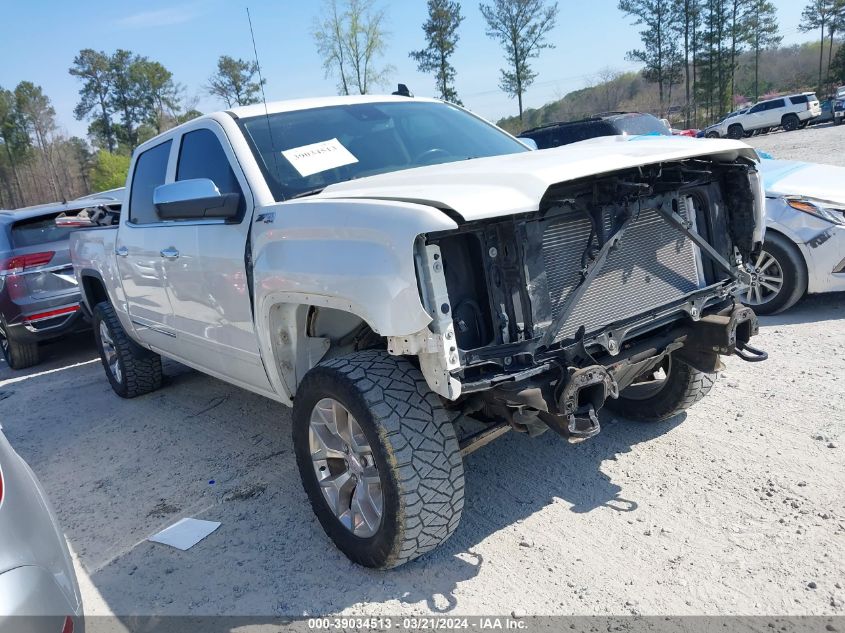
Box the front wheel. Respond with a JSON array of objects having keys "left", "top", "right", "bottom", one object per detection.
[
  {"left": 605, "top": 354, "right": 716, "bottom": 422},
  {"left": 92, "top": 302, "right": 162, "bottom": 398},
  {"left": 742, "top": 232, "right": 807, "bottom": 315},
  {"left": 292, "top": 351, "right": 464, "bottom": 569}
]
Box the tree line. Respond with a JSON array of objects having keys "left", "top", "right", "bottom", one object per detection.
[
  {"left": 0, "top": 50, "right": 267, "bottom": 209},
  {"left": 498, "top": 39, "right": 839, "bottom": 132},
  {"left": 619, "top": 0, "right": 845, "bottom": 125}
]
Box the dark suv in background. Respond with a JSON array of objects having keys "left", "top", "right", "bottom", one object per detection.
[
  {"left": 519, "top": 112, "right": 671, "bottom": 149},
  {"left": 0, "top": 189, "right": 123, "bottom": 369}
]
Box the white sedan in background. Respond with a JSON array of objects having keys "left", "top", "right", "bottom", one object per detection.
[{"left": 746, "top": 158, "right": 845, "bottom": 314}]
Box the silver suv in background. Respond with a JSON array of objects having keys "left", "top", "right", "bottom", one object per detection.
[
  {"left": 721, "top": 93, "right": 820, "bottom": 139},
  {"left": 0, "top": 190, "right": 123, "bottom": 369}
]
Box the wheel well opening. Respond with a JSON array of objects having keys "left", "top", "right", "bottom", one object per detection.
[{"left": 82, "top": 275, "right": 109, "bottom": 308}]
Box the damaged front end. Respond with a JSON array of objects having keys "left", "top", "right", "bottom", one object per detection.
[{"left": 392, "top": 156, "right": 768, "bottom": 448}]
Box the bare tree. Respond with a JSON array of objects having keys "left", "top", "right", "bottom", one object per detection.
[
  {"left": 14, "top": 82, "right": 61, "bottom": 200},
  {"left": 313, "top": 0, "right": 393, "bottom": 95},
  {"left": 479, "top": 0, "right": 559, "bottom": 120}
]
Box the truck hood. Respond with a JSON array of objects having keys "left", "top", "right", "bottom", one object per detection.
[
  {"left": 759, "top": 158, "right": 845, "bottom": 206},
  {"left": 316, "top": 135, "right": 757, "bottom": 222}
]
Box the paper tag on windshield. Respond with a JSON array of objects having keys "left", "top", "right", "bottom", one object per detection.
[{"left": 281, "top": 138, "right": 358, "bottom": 177}]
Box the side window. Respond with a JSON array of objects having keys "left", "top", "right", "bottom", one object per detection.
[
  {"left": 749, "top": 103, "right": 765, "bottom": 114},
  {"left": 176, "top": 128, "right": 245, "bottom": 219},
  {"left": 768, "top": 99, "right": 785, "bottom": 110},
  {"left": 790, "top": 94, "right": 808, "bottom": 105},
  {"left": 129, "top": 141, "right": 171, "bottom": 225}
]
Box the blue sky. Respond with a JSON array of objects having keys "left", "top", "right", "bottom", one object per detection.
[{"left": 1, "top": 0, "right": 811, "bottom": 138}]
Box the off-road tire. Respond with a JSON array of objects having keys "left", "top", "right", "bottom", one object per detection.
[
  {"left": 92, "top": 302, "right": 162, "bottom": 398},
  {"left": 782, "top": 114, "right": 800, "bottom": 131},
  {"left": 292, "top": 350, "right": 464, "bottom": 569},
  {"left": 746, "top": 232, "right": 807, "bottom": 315},
  {"left": 727, "top": 124, "right": 744, "bottom": 139},
  {"left": 0, "top": 319, "right": 39, "bottom": 370},
  {"left": 606, "top": 354, "right": 716, "bottom": 422}
]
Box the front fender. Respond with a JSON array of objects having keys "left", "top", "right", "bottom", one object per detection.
[{"left": 252, "top": 198, "right": 459, "bottom": 337}]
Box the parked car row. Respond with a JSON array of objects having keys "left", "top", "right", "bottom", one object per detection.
[{"left": 701, "top": 92, "right": 822, "bottom": 139}]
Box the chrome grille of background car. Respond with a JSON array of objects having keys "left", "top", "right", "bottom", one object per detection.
[{"left": 541, "top": 198, "right": 703, "bottom": 344}]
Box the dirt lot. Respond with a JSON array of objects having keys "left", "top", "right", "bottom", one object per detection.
[
  {"left": 1, "top": 125, "right": 843, "bottom": 618},
  {"left": 747, "top": 120, "right": 845, "bottom": 167}
]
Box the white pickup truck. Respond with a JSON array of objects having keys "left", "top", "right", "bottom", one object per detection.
[{"left": 71, "top": 95, "right": 767, "bottom": 568}]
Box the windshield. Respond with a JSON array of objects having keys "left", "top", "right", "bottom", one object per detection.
[{"left": 239, "top": 101, "right": 528, "bottom": 200}]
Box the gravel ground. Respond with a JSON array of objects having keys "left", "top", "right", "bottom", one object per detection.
[
  {"left": 746, "top": 121, "right": 845, "bottom": 167},
  {"left": 1, "top": 126, "right": 843, "bottom": 619}
]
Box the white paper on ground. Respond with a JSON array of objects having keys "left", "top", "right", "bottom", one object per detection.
[
  {"left": 281, "top": 138, "right": 358, "bottom": 177},
  {"left": 148, "top": 518, "right": 221, "bottom": 551}
]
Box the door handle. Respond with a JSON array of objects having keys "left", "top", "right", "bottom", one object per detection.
[
  {"left": 160, "top": 247, "right": 180, "bottom": 260},
  {"left": 115, "top": 246, "right": 129, "bottom": 257}
]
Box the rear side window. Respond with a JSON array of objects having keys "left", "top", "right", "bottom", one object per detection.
[
  {"left": 790, "top": 94, "right": 808, "bottom": 104},
  {"left": 11, "top": 215, "right": 72, "bottom": 247},
  {"left": 176, "top": 128, "right": 244, "bottom": 218},
  {"left": 767, "top": 99, "right": 785, "bottom": 110},
  {"left": 129, "top": 141, "right": 171, "bottom": 225}
]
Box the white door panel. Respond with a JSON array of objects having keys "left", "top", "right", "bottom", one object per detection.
[
  {"left": 162, "top": 222, "right": 271, "bottom": 390},
  {"left": 115, "top": 227, "right": 176, "bottom": 348}
]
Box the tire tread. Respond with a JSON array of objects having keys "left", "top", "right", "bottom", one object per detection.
[
  {"left": 93, "top": 302, "right": 162, "bottom": 398},
  {"left": 295, "top": 350, "right": 464, "bottom": 568}
]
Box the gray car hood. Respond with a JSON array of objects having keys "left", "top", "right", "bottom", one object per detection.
[{"left": 317, "top": 135, "right": 757, "bottom": 221}]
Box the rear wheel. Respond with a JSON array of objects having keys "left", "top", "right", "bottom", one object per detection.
[
  {"left": 727, "top": 124, "right": 744, "bottom": 139},
  {"left": 292, "top": 350, "right": 464, "bottom": 569},
  {"left": 0, "top": 319, "right": 39, "bottom": 370},
  {"left": 92, "top": 302, "right": 162, "bottom": 398},
  {"left": 605, "top": 354, "right": 716, "bottom": 422},
  {"left": 743, "top": 232, "right": 807, "bottom": 315},
  {"left": 782, "top": 114, "right": 800, "bottom": 131}
]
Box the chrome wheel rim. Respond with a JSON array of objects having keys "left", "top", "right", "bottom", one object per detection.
[
  {"left": 623, "top": 356, "right": 671, "bottom": 401},
  {"left": 745, "top": 249, "right": 784, "bottom": 306},
  {"left": 309, "top": 398, "right": 383, "bottom": 537},
  {"left": 99, "top": 321, "right": 122, "bottom": 383}
]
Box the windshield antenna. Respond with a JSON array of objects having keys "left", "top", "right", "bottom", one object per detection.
[{"left": 247, "top": 7, "right": 282, "bottom": 192}]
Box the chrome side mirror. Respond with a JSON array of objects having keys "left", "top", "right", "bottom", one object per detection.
[{"left": 153, "top": 179, "right": 240, "bottom": 220}]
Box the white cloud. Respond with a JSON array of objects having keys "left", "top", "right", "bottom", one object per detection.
[{"left": 116, "top": 5, "right": 201, "bottom": 29}]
